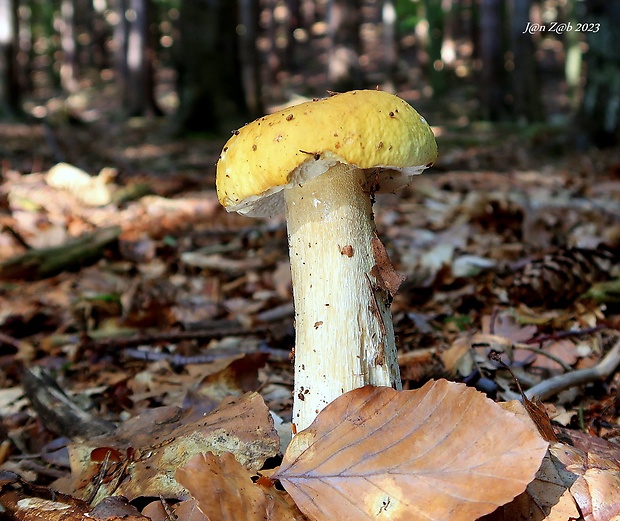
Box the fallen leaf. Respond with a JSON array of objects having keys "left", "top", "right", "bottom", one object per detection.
[
  {"left": 0, "top": 472, "right": 93, "bottom": 520},
  {"left": 551, "top": 443, "right": 620, "bottom": 521},
  {"left": 176, "top": 452, "right": 306, "bottom": 521},
  {"left": 142, "top": 498, "right": 209, "bottom": 521},
  {"left": 54, "top": 392, "right": 279, "bottom": 504},
  {"left": 89, "top": 496, "right": 150, "bottom": 519},
  {"left": 531, "top": 339, "right": 579, "bottom": 372},
  {"left": 274, "top": 381, "right": 548, "bottom": 521},
  {"left": 481, "top": 313, "right": 537, "bottom": 343},
  {"left": 481, "top": 450, "right": 580, "bottom": 521}
]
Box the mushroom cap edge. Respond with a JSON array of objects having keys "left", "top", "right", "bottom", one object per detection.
[{"left": 216, "top": 90, "right": 438, "bottom": 217}]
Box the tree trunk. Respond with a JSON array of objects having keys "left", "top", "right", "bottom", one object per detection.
[
  {"left": 326, "top": 0, "right": 363, "bottom": 91},
  {"left": 423, "top": 0, "right": 446, "bottom": 96},
  {"left": 479, "top": 0, "right": 508, "bottom": 120},
  {"left": 59, "top": 0, "right": 79, "bottom": 93},
  {"left": 563, "top": 0, "right": 582, "bottom": 110},
  {"left": 124, "top": 0, "right": 161, "bottom": 117},
  {"left": 509, "top": 0, "right": 542, "bottom": 122},
  {"left": 578, "top": 0, "right": 620, "bottom": 147},
  {"left": 381, "top": 0, "right": 397, "bottom": 89},
  {"left": 173, "top": 0, "right": 247, "bottom": 134},
  {"left": 114, "top": 0, "right": 129, "bottom": 93},
  {"left": 238, "top": 0, "right": 263, "bottom": 117},
  {"left": 84, "top": 0, "right": 109, "bottom": 70},
  {"left": 0, "top": 0, "right": 20, "bottom": 117},
  {"left": 16, "top": 0, "right": 33, "bottom": 95}
]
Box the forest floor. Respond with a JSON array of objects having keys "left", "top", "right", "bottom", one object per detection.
[{"left": 1, "top": 89, "right": 620, "bottom": 519}]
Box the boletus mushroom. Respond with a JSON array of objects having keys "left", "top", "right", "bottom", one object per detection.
[{"left": 216, "top": 90, "right": 437, "bottom": 432}]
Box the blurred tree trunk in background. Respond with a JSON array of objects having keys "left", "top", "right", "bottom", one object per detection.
[
  {"left": 423, "top": 0, "right": 445, "bottom": 96},
  {"left": 358, "top": 0, "right": 397, "bottom": 90},
  {"left": 0, "top": 0, "right": 20, "bottom": 117},
  {"left": 263, "top": 0, "right": 289, "bottom": 100},
  {"left": 382, "top": 0, "right": 397, "bottom": 89},
  {"left": 327, "top": 0, "right": 363, "bottom": 91},
  {"left": 239, "top": 0, "right": 263, "bottom": 116},
  {"left": 59, "top": 0, "right": 79, "bottom": 92},
  {"left": 563, "top": 0, "right": 582, "bottom": 111},
  {"left": 509, "top": 0, "right": 542, "bottom": 122},
  {"left": 285, "top": 0, "right": 301, "bottom": 74},
  {"left": 16, "top": 0, "right": 32, "bottom": 95},
  {"left": 87, "top": 0, "right": 110, "bottom": 70},
  {"left": 174, "top": 0, "right": 247, "bottom": 134},
  {"left": 114, "top": 0, "right": 129, "bottom": 94},
  {"left": 479, "top": 0, "right": 508, "bottom": 120},
  {"left": 124, "top": 0, "right": 161, "bottom": 117},
  {"left": 578, "top": 0, "right": 620, "bottom": 147}
]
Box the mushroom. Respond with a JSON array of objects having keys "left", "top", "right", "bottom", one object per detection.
[{"left": 216, "top": 90, "right": 437, "bottom": 432}]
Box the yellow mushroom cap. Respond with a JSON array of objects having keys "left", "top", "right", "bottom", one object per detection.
[{"left": 216, "top": 90, "right": 438, "bottom": 217}]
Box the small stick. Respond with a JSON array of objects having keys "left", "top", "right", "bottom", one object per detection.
[
  {"left": 81, "top": 324, "right": 275, "bottom": 352},
  {"left": 525, "top": 326, "right": 606, "bottom": 346},
  {"left": 122, "top": 345, "right": 289, "bottom": 364},
  {"left": 502, "top": 336, "right": 620, "bottom": 401},
  {"left": 0, "top": 332, "right": 22, "bottom": 350},
  {"left": 523, "top": 337, "right": 620, "bottom": 401}
]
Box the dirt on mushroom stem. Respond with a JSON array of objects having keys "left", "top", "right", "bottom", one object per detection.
[{"left": 284, "top": 163, "right": 402, "bottom": 433}]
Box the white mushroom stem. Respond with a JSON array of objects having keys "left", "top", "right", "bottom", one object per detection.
[{"left": 284, "top": 163, "right": 402, "bottom": 432}]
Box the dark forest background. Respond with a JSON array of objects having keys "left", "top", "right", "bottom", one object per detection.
[{"left": 0, "top": 0, "right": 619, "bottom": 147}]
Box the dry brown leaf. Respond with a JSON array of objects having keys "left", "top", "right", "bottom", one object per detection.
[
  {"left": 440, "top": 335, "right": 474, "bottom": 375},
  {"left": 274, "top": 381, "right": 548, "bottom": 521},
  {"left": 89, "top": 496, "right": 150, "bottom": 519},
  {"left": 481, "top": 313, "right": 537, "bottom": 343},
  {"left": 531, "top": 339, "right": 579, "bottom": 371},
  {"left": 492, "top": 442, "right": 620, "bottom": 521},
  {"left": 54, "top": 392, "right": 279, "bottom": 504},
  {"left": 481, "top": 450, "right": 581, "bottom": 521},
  {"left": 550, "top": 443, "right": 620, "bottom": 521},
  {"left": 142, "top": 498, "right": 209, "bottom": 521},
  {"left": 0, "top": 473, "right": 94, "bottom": 521},
  {"left": 557, "top": 427, "right": 620, "bottom": 463},
  {"left": 500, "top": 384, "right": 558, "bottom": 443},
  {"left": 370, "top": 236, "right": 405, "bottom": 296},
  {"left": 176, "top": 452, "right": 307, "bottom": 521}
]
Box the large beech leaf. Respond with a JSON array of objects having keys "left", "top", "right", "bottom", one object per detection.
[{"left": 273, "top": 380, "right": 548, "bottom": 521}]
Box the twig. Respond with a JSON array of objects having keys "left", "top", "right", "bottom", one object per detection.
[
  {"left": 18, "top": 459, "right": 68, "bottom": 480},
  {"left": 0, "top": 331, "right": 22, "bottom": 350},
  {"left": 82, "top": 324, "right": 275, "bottom": 351},
  {"left": 159, "top": 495, "right": 178, "bottom": 521},
  {"left": 122, "top": 344, "right": 290, "bottom": 364},
  {"left": 21, "top": 367, "right": 116, "bottom": 438},
  {"left": 522, "top": 336, "right": 620, "bottom": 401},
  {"left": 0, "top": 226, "right": 121, "bottom": 280},
  {"left": 525, "top": 326, "right": 606, "bottom": 346}
]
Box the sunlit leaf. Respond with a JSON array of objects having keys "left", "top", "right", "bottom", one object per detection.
[{"left": 274, "top": 381, "right": 548, "bottom": 521}]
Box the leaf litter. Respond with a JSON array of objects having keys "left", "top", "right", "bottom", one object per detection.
[{"left": 1, "top": 118, "right": 620, "bottom": 519}]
